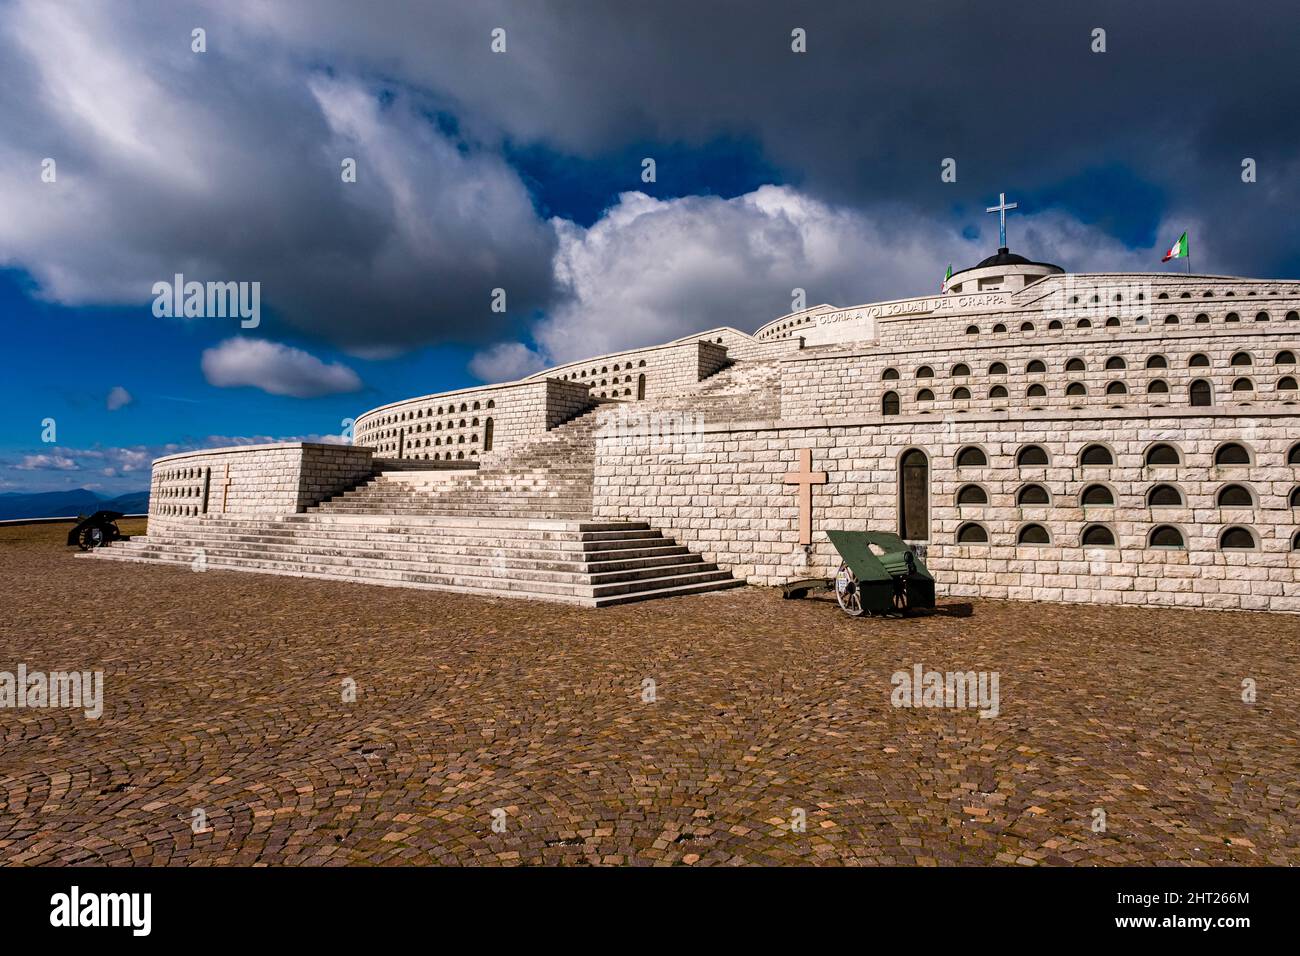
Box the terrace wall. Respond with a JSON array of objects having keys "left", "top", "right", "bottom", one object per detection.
[{"left": 591, "top": 409, "right": 1300, "bottom": 613}]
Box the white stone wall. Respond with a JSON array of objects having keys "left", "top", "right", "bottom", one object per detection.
[
  {"left": 725, "top": 336, "right": 805, "bottom": 362},
  {"left": 753, "top": 304, "right": 835, "bottom": 341},
  {"left": 149, "top": 443, "right": 375, "bottom": 525},
  {"left": 354, "top": 378, "right": 600, "bottom": 464},
  {"left": 353, "top": 381, "right": 541, "bottom": 461},
  {"left": 543, "top": 379, "right": 599, "bottom": 428},
  {"left": 353, "top": 342, "right": 735, "bottom": 463},
  {"left": 783, "top": 325, "right": 1300, "bottom": 419},
  {"left": 591, "top": 411, "right": 1300, "bottom": 613},
  {"left": 527, "top": 340, "right": 731, "bottom": 400},
  {"left": 877, "top": 293, "right": 1300, "bottom": 352},
  {"left": 754, "top": 274, "right": 1300, "bottom": 352}
]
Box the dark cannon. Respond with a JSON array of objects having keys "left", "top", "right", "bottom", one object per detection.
[
  {"left": 66, "top": 511, "right": 125, "bottom": 551},
  {"left": 782, "top": 530, "right": 935, "bottom": 616}
]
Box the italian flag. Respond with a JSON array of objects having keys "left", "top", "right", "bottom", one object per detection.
[
  {"left": 941, "top": 263, "right": 952, "bottom": 291},
  {"left": 1162, "top": 232, "right": 1189, "bottom": 262}
]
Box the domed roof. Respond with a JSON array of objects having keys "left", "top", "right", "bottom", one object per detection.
[
  {"left": 948, "top": 246, "right": 1063, "bottom": 282},
  {"left": 975, "top": 247, "right": 1034, "bottom": 268}
]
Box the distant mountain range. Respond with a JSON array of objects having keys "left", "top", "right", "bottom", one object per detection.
[{"left": 0, "top": 488, "right": 150, "bottom": 521}]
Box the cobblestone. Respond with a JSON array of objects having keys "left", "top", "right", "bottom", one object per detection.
[{"left": 1, "top": 522, "right": 1296, "bottom": 865}]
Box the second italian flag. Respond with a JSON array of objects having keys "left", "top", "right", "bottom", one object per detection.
[{"left": 1162, "top": 232, "right": 1189, "bottom": 262}]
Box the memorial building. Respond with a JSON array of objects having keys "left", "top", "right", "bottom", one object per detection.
[{"left": 95, "top": 202, "right": 1300, "bottom": 613}]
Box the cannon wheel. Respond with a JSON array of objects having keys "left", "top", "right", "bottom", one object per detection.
[
  {"left": 77, "top": 525, "right": 106, "bottom": 551},
  {"left": 834, "top": 562, "right": 866, "bottom": 617},
  {"left": 892, "top": 576, "right": 910, "bottom": 613}
]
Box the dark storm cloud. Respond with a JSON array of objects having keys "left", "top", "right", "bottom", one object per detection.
[
  {"left": 1, "top": 0, "right": 1295, "bottom": 366},
  {"left": 0, "top": 1, "right": 556, "bottom": 356},
  {"left": 245, "top": 0, "right": 1299, "bottom": 271}
]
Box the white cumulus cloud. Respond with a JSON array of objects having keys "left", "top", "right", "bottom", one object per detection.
[
  {"left": 14, "top": 454, "right": 78, "bottom": 471},
  {"left": 201, "top": 338, "right": 362, "bottom": 398},
  {"left": 468, "top": 341, "right": 548, "bottom": 383},
  {"left": 519, "top": 186, "right": 1170, "bottom": 365}
]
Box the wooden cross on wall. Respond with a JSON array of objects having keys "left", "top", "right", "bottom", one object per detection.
[{"left": 783, "top": 448, "right": 828, "bottom": 546}]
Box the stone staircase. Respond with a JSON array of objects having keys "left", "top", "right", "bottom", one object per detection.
[
  {"left": 89, "top": 359, "right": 782, "bottom": 604},
  {"left": 91, "top": 513, "right": 739, "bottom": 606},
  {"left": 304, "top": 360, "right": 780, "bottom": 522},
  {"left": 664, "top": 359, "right": 783, "bottom": 422},
  {"left": 310, "top": 408, "right": 602, "bottom": 520}
]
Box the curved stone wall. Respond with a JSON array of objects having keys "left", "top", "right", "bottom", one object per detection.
[
  {"left": 352, "top": 378, "right": 590, "bottom": 463},
  {"left": 353, "top": 340, "right": 731, "bottom": 462},
  {"left": 753, "top": 274, "right": 1300, "bottom": 349},
  {"left": 523, "top": 339, "right": 729, "bottom": 400}
]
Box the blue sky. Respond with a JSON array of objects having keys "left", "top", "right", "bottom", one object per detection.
[{"left": 2, "top": 0, "right": 1297, "bottom": 494}]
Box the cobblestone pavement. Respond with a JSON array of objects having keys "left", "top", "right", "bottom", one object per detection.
[{"left": 2, "top": 522, "right": 1297, "bottom": 866}]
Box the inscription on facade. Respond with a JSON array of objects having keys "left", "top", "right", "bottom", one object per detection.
[{"left": 813, "top": 291, "right": 1009, "bottom": 327}]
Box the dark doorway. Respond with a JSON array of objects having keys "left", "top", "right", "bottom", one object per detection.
[
  {"left": 636, "top": 374, "right": 646, "bottom": 400},
  {"left": 899, "top": 448, "right": 929, "bottom": 540},
  {"left": 1190, "top": 379, "right": 1212, "bottom": 406},
  {"left": 483, "top": 417, "right": 494, "bottom": 452}
]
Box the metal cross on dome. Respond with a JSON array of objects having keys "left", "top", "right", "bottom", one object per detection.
[{"left": 986, "top": 191, "right": 1018, "bottom": 249}]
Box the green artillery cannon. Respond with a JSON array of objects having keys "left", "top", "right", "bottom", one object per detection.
[{"left": 782, "top": 530, "right": 935, "bottom": 616}]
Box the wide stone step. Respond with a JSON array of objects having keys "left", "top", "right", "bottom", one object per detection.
[
  {"left": 91, "top": 548, "right": 592, "bottom": 602},
  {"left": 278, "top": 514, "right": 635, "bottom": 532},
  {"left": 117, "top": 542, "right": 592, "bottom": 579},
  {"left": 389, "top": 466, "right": 595, "bottom": 477},
  {"left": 314, "top": 498, "right": 593, "bottom": 510},
  {"left": 363, "top": 489, "right": 588, "bottom": 502},
  {"left": 319, "top": 499, "right": 596, "bottom": 512},
  {"left": 591, "top": 570, "right": 742, "bottom": 601},
  {"left": 579, "top": 543, "right": 689, "bottom": 559},
  {"left": 133, "top": 519, "right": 675, "bottom": 549},
  {"left": 327, "top": 486, "right": 594, "bottom": 498},
  {"left": 590, "top": 579, "right": 744, "bottom": 606},
  {"left": 336, "top": 501, "right": 597, "bottom": 512},
  {"left": 332, "top": 494, "right": 585, "bottom": 505},
  {"left": 104, "top": 541, "right": 594, "bottom": 586},
  {"left": 154, "top": 523, "right": 668, "bottom": 547},
  {"left": 138, "top": 530, "right": 689, "bottom": 564},
  {"left": 318, "top": 499, "right": 594, "bottom": 509},
  {"left": 366, "top": 477, "right": 595, "bottom": 491},
  {"left": 112, "top": 540, "right": 709, "bottom": 586},
  {"left": 312, "top": 507, "right": 593, "bottom": 519},
  {"left": 93, "top": 541, "right": 738, "bottom": 606},
  {"left": 357, "top": 475, "right": 593, "bottom": 487}
]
